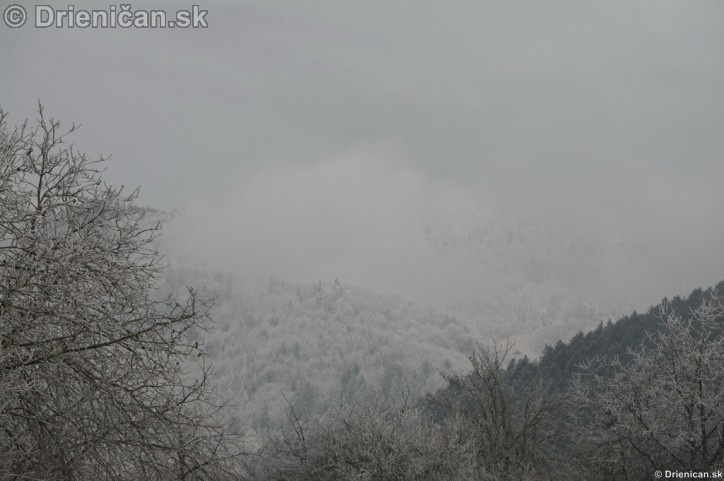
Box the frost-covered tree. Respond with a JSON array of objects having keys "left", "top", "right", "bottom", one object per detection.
[
  {"left": 430, "top": 340, "right": 561, "bottom": 481},
  {"left": 267, "top": 388, "right": 479, "bottom": 481},
  {"left": 0, "top": 106, "right": 243, "bottom": 480},
  {"left": 569, "top": 298, "right": 724, "bottom": 480}
]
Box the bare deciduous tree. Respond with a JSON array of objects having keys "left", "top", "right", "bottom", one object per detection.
[
  {"left": 430, "top": 340, "right": 561, "bottom": 481},
  {"left": 268, "top": 388, "right": 479, "bottom": 481},
  {"left": 0, "top": 106, "right": 244, "bottom": 480},
  {"left": 569, "top": 298, "right": 724, "bottom": 480}
]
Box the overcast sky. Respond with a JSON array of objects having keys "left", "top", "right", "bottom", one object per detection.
[{"left": 3, "top": 0, "right": 724, "bottom": 309}]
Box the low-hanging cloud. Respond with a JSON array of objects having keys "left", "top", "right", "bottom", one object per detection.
[
  {"left": 165, "top": 145, "right": 724, "bottom": 320},
  {"left": 165, "top": 148, "right": 468, "bottom": 301}
]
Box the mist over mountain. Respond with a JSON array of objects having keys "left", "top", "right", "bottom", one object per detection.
[
  {"left": 163, "top": 153, "right": 722, "bottom": 322},
  {"left": 156, "top": 168, "right": 723, "bottom": 434}
]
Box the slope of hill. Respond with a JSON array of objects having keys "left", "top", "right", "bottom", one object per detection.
[
  {"left": 162, "top": 267, "right": 480, "bottom": 433},
  {"left": 158, "top": 200, "right": 723, "bottom": 435},
  {"left": 505, "top": 279, "right": 724, "bottom": 390}
]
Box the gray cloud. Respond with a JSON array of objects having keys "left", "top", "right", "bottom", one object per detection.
[{"left": 3, "top": 0, "right": 723, "bottom": 314}]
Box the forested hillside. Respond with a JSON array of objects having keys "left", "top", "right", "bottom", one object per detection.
[
  {"left": 508, "top": 280, "right": 724, "bottom": 390},
  {"left": 161, "top": 268, "right": 477, "bottom": 432},
  {"left": 264, "top": 281, "right": 724, "bottom": 481},
  {"left": 161, "top": 231, "right": 724, "bottom": 440},
  {"left": 429, "top": 280, "right": 724, "bottom": 408}
]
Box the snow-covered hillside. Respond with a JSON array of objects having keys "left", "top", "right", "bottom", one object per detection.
[
  {"left": 157, "top": 203, "right": 721, "bottom": 433},
  {"left": 162, "top": 269, "right": 478, "bottom": 432}
]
